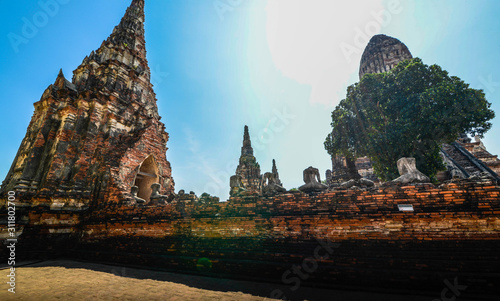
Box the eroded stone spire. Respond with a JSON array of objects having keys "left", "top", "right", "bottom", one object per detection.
[
  {"left": 231, "top": 126, "right": 262, "bottom": 196},
  {"left": 0, "top": 0, "right": 174, "bottom": 206},
  {"left": 72, "top": 0, "right": 157, "bottom": 119},
  {"left": 108, "top": 0, "right": 147, "bottom": 60},
  {"left": 271, "top": 159, "right": 283, "bottom": 186},
  {"left": 241, "top": 125, "right": 254, "bottom": 156},
  {"left": 359, "top": 34, "right": 412, "bottom": 80}
]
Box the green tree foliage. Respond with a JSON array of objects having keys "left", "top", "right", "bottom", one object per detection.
[{"left": 324, "top": 58, "right": 495, "bottom": 181}]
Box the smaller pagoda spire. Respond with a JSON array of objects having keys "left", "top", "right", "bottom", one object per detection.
[
  {"left": 241, "top": 125, "right": 254, "bottom": 156},
  {"left": 233, "top": 125, "right": 262, "bottom": 195},
  {"left": 271, "top": 159, "right": 283, "bottom": 186},
  {"left": 54, "top": 69, "right": 76, "bottom": 91},
  {"left": 54, "top": 69, "right": 66, "bottom": 88}
]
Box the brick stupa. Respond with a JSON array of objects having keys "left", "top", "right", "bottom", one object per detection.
[
  {"left": 359, "top": 34, "right": 413, "bottom": 79},
  {"left": 327, "top": 34, "right": 500, "bottom": 184},
  {"left": 0, "top": 0, "right": 174, "bottom": 207},
  {"left": 234, "top": 126, "right": 262, "bottom": 194}
]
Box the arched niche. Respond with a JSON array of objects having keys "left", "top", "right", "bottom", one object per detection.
[{"left": 133, "top": 155, "right": 159, "bottom": 202}]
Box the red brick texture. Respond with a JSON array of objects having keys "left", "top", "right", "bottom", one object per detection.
[{"left": 2, "top": 180, "right": 498, "bottom": 297}]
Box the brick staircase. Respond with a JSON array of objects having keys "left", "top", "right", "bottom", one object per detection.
[
  {"left": 442, "top": 142, "right": 500, "bottom": 181},
  {"left": 442, "top": 143, "right": 480, "bottom": 176}
]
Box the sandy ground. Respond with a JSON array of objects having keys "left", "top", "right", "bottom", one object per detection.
[
  {"left": 1, "top": 265, "right": 273, "bottom": 301},
  {"left": 0, "top": 260, "right": 487, "bottom": 301}
]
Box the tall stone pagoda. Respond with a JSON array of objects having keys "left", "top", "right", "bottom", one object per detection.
[
  {"left": 358, "top": 34, "right": 499, "bottom": 182},
  {"left": 327, "top": 34, "right": 414, "bottom": 185},
  {"left": 327, "top": 34, "right": 500, "bottom": 184},
  {"left": 359, "top": 34, "right": 413, "bottom": 79},
  {"left": 234, "top": 126, "right": 262, "bottom": 194},
  {"left": 0, "top": 0, "right": 174, "bottom": 206}
]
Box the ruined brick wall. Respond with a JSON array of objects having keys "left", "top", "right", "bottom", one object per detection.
[{"left": 3, "top": 180, "right": 498, "bottom": 297}]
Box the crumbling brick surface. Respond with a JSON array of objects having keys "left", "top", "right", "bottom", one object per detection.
[
  {"left": 0, "top": 3, "right": 498, "bottom": 298},
  {"left": 0, "top": 0, "right": 174, "bottom": 207},
  {"left": 2, "top": 180, "right": 498, "bottom": 296}
]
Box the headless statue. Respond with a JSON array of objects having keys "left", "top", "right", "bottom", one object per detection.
[
  {"left": 299, "top": 166, "right": 328, "bottom": 193},
  {"left": 392, "top": 158, "right": 430, "bottom": 184},
  {"left": 150, "top": 183, "right": 171, "bottom": 204},
  {"left": 230, "top": 175, "right": 247, "bottom": 196},
  {"left": 131, "top": 185, "right": 146, "bottom": 205},
  {"left": 261, "top": 172, "right": 286, "bottom": 196}
]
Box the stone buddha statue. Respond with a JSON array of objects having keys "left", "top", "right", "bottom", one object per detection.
[{"left": 299, "top": 166, "right": 328, "bottom": 193}]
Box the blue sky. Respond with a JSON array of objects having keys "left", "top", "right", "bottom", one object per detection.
[{"left": 1, "top": 0, "right": 499, "bottom": 200}]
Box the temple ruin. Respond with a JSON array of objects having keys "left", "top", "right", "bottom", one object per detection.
[
  {"left": 0, "top": 0, "right": 174, "bottom": 207},
  {"left": 230, "top": 125, "right": 286, "bottom": 197},
  {"left": 359, "top": 34, "right": 413, "bottom": 79},
  {"left": 233, "top": 126, "right": 262, "bottom": 195},
  {"left": 327, "top": 34, "right": 500, "bottom": 185},
  {"left": 0, "top": 2, "right": 498, "bottom": 299}
]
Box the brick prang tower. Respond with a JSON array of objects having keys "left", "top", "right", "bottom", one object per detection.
[
  {"left": 234, "top": 126, "right": 262, "bottom": 194},
  {"left": 1, "top": 0, "right": 174, "bottom": 207}
]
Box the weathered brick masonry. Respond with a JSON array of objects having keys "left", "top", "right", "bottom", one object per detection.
[
  {"left": 0, "top": 0, "right": 174, "bottom": 208},
  {"left": 0, "top": 2, "right": 499, "bottom": 299},
  {"left": 3, "top": 179, "right": 498, "bottom": 297}
]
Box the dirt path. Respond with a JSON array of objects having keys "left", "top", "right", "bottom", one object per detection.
[
  {"left": 0, "top": 260, "right": 479, "bottom": 301},
  {"left": 1, "top": 265, "right": 273, "bottom": 301}
]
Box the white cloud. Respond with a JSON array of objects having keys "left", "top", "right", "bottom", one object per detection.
[{"left": 265, "top": 0, "right": 386, "bottom": 106}]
